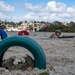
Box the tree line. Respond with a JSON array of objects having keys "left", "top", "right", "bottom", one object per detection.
[
  {"left": 39, "top": 21, "right": 75, "bottom": 32},
  {"left": 0, "top": 20, "right": 75, "bottom": 32}
]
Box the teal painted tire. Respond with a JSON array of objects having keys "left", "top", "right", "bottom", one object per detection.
[
  {"left": 0, "top": 36, "right": 46, "bottom": 69},
  {"left": 0, "top": 29, "right": 7, "bottom": 39}
]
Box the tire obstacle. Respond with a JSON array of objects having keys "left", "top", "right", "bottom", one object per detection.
[
  {"left": 0, "top": 36, "right": 46, "bottom": 69},
  {"left": 0, "top": 29, "right": 7, "bottom": 39},
  {"left": 18, "top": 30, "right": 29, "bottom": 36}
]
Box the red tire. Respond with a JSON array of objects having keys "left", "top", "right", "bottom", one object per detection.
[{"left": 18, "top": 30, "right": 29, "bottom": 36}]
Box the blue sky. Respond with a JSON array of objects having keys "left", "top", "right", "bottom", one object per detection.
[{"left": 0, "top": 0, "right": 75, "bottom": 22}]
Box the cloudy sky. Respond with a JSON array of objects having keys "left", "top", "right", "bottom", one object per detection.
[{"left": 0, "top": 0, "right": 75, "bottom": 22}]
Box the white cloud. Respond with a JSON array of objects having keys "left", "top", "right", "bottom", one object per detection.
[
  {"left": 66, "top": 7, "right": 75, "bottom": 13},
  {"left": 59, "top": 7, "right": 75, "bottom": 19},
  {"left": 24, "top": 1, "right": 75, "bottom": 22},
  {"left": 46, "top": 1, "right": 66, "bottom": 13},
  {"left": 23, "top": 1, "right": 69, "bottom": 22},
  {"left": 24, "top": 12, "right": 37, "bottom": 19},
  {"left": 0, "top": 13, "right": 9, "bottom": 19},
  {"left": 24, "top": 1, "right": 66, "bottom": 13},
  {"left": 11, "top": 12, "right": 38, "bottom": 22},
  {"left": 2, "top": 1, "right": 75, "bottom": 22},
  {"left": 25, "top": 3, "right": 43, "bottom": 12},
  {"left": 0, "top": 1, "right": 14, "bottom": 20},
  {"left": 0, "top": 1, "right": 14, "bottom": 12}
]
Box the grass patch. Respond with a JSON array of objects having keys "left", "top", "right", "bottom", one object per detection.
[{"left": 39, "top": 72, "right": 49, "bottom": 75}]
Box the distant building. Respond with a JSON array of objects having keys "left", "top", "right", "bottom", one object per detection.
[
  {"left": 5, "top": 21, "right": 46, "bottom": 32},
  {"left": 63, "top": 22, "right": 69, "bottom": 26}
]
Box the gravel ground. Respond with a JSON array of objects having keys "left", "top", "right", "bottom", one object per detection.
[{"left": 0, "top": 32, "right": 75, "bottom": 75}]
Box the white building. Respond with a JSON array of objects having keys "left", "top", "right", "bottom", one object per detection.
[{"left": 5, "top": 21, "right": 45, "bottom": 32}]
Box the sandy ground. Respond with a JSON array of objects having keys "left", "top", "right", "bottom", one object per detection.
[{"left": 1, "top": 32, "right": 75, "bottom": 75}]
